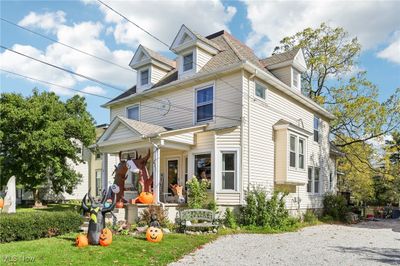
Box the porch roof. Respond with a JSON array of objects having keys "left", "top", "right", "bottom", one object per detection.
[{"left": 94, "top": 116, "right": 206, "bottom": 153}]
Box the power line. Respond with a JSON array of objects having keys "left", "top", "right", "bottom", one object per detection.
[
  {"left": 0, "top": 17, "right": 135, "bottom": 73},
  {"left": 0, "top": 69, "right": 113, "bottom": 99},
  {"left": 0, "top": 44, "right": 126, "bottom": 92}
]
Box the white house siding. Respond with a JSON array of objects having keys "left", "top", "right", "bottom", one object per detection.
[
  {"left": 243, "top": 71, "right": 332, "bottom": 210},
  {"left": 151, "top": 65, "right": 168, "bottom": 85},
  {"left": 270, "top": 66, "right": 292, "bottom": 87},
  {"left": 63, "top": 146, "right": 90, "bottom": 200},
  {"left": 196, "top": 47, "right": 213, "bottom": 71},
  {"left": 105, "top": 123, "right": 140, "bottom": 142}
]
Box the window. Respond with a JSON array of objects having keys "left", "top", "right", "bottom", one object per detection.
[
  {"left": 314, "top": 116, "right": 319, "bottom": 142},
  {"left": 314, "top": 167, "right": 320, "bottom": 194},
  {"left": 292, "top": 68, "right": 300, "bottom": 88},
  {"left": 307, "top": 167, "right": 312, "bottom": 192},
  {"left": 298, "top": 138, "right": 305, "bottom": 169},
  {"left": 196, "top": 86, "right": 213, "bottom": 122},
  {"left": 140, "top": 69, "right": 149, "bottom": 85},
  {"left": 255, "top": 83, "right": 266, "bottom": 99},
  {"left": 183, "top": 52, "right": 194, "bottom": 71},
  {"left": 95, "top": 169, "right": 102, "bottom": 196},
  {"left": 289, "top": 135, "right": 297, "bottom": 168},
  {"left": 95, "top": 153, "right": 102, "bottom": 160},
  {"left": 329, "top": 172, "right": 333, "bottom": 190},
  {"left": 194, "top": 153, "right": 211, "bottom": 189},
  {"left": 222, "top": 152, "right": 236, "bottom": 190},
  {"left": 127, "top": 105, "right": 139, "bottom": 120}
]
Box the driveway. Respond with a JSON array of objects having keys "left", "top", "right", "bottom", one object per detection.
[{"left": 171, "top": 221, "right": 400, "bottom": 266}]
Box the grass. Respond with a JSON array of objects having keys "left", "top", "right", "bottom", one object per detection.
[
  {"left": 16, "top": 203, "right": 80, "bottom": 213},
  {"left": 0, "top": 233, "right": 217, "bottom": 266}
]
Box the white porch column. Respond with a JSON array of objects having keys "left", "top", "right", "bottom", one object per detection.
[
  {"left": 101, "top": 153, "right": 108, "bottom": 192},
  {"left": 153, "top": 146, "right": 161, "bottom": 203}
]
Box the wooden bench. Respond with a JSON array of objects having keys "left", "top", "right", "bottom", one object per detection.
[{"left": 178, "top": 209, "right": 219, "bottom": 232}]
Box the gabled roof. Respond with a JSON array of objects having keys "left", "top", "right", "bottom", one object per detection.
[
  {"left": 260, "top": 47, "right": 307, "bottom": 72},
  {"left": 273, "top": 119, "right": 313, "bottom": 136},
  {"left": 129, "top": 44, "right": 176, "bottom": 70}
]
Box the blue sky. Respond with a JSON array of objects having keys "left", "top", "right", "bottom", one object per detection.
[{"left": 1, "top": 0, "right": 399, "bottom": 125}]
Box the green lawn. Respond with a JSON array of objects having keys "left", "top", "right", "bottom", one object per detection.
[
  {"left": 16, "top": 203, "right": 80, "bottom": 213},
  {"left": 0, "top": 233, "right": 217, "bottom": 266}
]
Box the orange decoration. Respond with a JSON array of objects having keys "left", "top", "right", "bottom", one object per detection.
[
  {"left": 146, "top": 227, "right": 163, "bottom": 243},
  {"left": 116, "top": 201, "right": 124, "bottom": 209},
  {"left": 76, "top": 234, "right": 88, "bottom": 247},
  {"left": 137, "top": 192, "right": 154, "bottom": 204},
  {"left": 0, "top": 198, "right": 3, "bottom": 209},
  {"left": 99, "top": 228, "right": 112, "bottom": 246}
]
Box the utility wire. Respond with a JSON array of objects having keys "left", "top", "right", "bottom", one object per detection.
[{"left": 0, "top": 17, "right": 135, "bottom": 73}]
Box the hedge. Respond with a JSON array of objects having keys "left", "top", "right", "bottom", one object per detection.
[{"left": 0, "top": 211, "right": 82, "bottom": 243}]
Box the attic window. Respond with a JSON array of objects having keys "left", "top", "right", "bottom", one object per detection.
[
  {"left": 140, "top": 69, "right": 149, "bottom": 86},
  {"left": 292, "top": 68, "right": 300, "bottom": 88},
  {"left": 183, "top": 52, "right": 194, "bottom": 72}
]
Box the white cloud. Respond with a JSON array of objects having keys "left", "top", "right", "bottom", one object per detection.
[
  {"left": 1, "top": 13, "right": 136, "bottom": 97},
  {"left": 87, "top": 0, "right": 236, "bottom": 51},
  {"left": 80, "top": 86, "right": 107, "bottom": 95},
  {"left": 377, "top": 32, "right": 400, "bottom": 65},
  {"left": 242, "top": 0, "right": 400, "bottom": 59},
  {"left": 18, "top": 11, "right": 66, "bottom": 32}
]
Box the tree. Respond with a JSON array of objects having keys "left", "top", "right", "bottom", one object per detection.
[{"left": 0, "top": 90, "right": 95, "bottom": 206}]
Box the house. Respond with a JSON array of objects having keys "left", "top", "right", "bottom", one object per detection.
[{"left": 95, "top": 25, "right": 339, "bottom": 212}]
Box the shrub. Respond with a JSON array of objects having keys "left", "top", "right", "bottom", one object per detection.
[
  {"left": 303, "top": 210, "right": 318, "bottom": 225},
  {"left": 186, "top": 176, "right": 209, "bottom": 209},
  {"left": 223, "top": 208, "right": 237, "bottom": 229},
  {"left": 239, "top": 188, "right": 290, "bottom": 229},
  {"left": 0, "top": 211, "right": 82, "bottom": 243},
  {"left": 206, "top": 200, "right": 218, "bottom": 212},
  {"left": 139, "top": 205, "right": 169, "bottom": 227},
  {"left": 323, "top": 193, "right": 348, "bottom": 221}
]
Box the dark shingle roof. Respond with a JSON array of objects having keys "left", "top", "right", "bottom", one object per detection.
[
  {"left": 141, "top": 46, "right": 176, "bottom": 68},
  {"left": 260, "top": 47, "right": 300, "bottom": 67}
]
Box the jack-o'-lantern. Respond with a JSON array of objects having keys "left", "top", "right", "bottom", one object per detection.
[
  {"left": 76, "top": 234, "right": 88, "bottom": 247},
  {"left": 146, "top": 227, "right": 163, "bottom": 243},
  {"left": 137, "top": 192, "right": 153, "bottom": 204},
  {"left": 99, "top": 228, "right": 112, "bottom": 246},
  {"left": 116, "top": 200, "right": 124, "bottom": 209}
]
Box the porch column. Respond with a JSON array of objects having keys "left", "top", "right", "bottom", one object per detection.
[
  {"left": 153, "top": 146, "right": 160, "bottom": 203},
  {"left": 101, "top": 153, "right": 108, "bottom": 192}
]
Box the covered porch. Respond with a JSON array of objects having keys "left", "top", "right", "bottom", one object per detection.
[{"left": 95, "top": 116, "right": 206, "bottom": 204}]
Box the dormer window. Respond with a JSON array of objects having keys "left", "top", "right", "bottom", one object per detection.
[
  {"left": 140, "top": 69, "right": 149, "bottom": 86},
  {"left": 292, "top": 68, "right": 300, "bottom": 89},
  {"left": 183, "top": 52, "right": 194, "bottom": 72}
]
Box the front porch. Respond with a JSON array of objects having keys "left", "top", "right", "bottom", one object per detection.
[{"left": 95, "top": 116, "right": 207, "bottom": 204}]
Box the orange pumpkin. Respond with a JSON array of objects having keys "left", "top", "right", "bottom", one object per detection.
[
  {"left": 116, "top": 201, "right": 124, "bottom": 209},
  {"left": 99, "top": 228, "right": 112, "bottom": 246},
  {"left": 137, "top": 192, "right": 153, "bottom": 204},
  {"left": 146, "top": 227, "right": 163, "bottom": 243},
  {"left": 76, "top": 234, "right": 88, "bottom": 247},
  {"left": 0, "top": 198, "right": 3, "bottom": 209}
]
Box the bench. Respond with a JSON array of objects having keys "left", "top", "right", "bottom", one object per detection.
[{"left": 178, "top": 209, "right": 219, "bottom": 232}]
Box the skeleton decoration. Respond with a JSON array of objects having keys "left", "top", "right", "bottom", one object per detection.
[
  {"left": 113, "top": 149, "right": 153, "bottom": 203},
  {"left": 81, "top": 186, "right": 116, "bottom": 245},
  {"left": 3, "top": 176, "right": 16, "bottom": 213}
]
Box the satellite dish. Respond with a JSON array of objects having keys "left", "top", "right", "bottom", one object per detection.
[{"left": 158, "top": 99, "right": 171, "bottom": 116}]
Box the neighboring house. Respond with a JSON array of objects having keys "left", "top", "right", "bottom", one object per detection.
[{"left": 95, "top": 25, "right": 339, "bottom": 211}]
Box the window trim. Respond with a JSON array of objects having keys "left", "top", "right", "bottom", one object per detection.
[
  {"left": 298, "top": 137, "right": 305, "bottom": 170},
  {"left": 220, "top": 151, "right": 238, "bottom": 191},
  {"left": 183, "top": 52, "right": 194, "bottom": 72},
  {"left": 292, "top": 67, "right": 301, "bottom": 89},
  {"left": 126, "top": 104, "right": 140, "bottom": 121},
  {"left": 193, "top": 152, "right": 213, "bottom": 191},
  {"left": 289, "top": 134, "right": 297, "bottom": 169},
  {"left": 140, "top": 68, "right": 150, "bottom": 86},
  {"left": 194, "top": 83, "right": 215, "bottom": 124},
  {"left": 307, "top": 166, "right": 321, "bottom": 194},
  {"left": 314, "top": 115, "right": 320, "bottom": 143},
  {"left": 255, "top": 82, "right": 267, "bottom": 100}
]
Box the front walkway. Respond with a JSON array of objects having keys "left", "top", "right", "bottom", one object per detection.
[{"left": 170, "top": 222, "right": 400, "bottom": 266}]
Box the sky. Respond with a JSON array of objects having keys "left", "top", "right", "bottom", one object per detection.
[{"left": 1, "top": 0, "right": 399, "bottom": 125}]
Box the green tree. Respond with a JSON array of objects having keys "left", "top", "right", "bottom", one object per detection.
[{"left": 0, "top": 90, "right": 95, "bottom": 205}]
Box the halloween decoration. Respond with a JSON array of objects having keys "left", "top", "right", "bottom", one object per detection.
[
  {"left": 81, "top": 186, "right": 116, "bottom": 245},
  {"left": 76, "top": 234, "right": 88, "bottom": 247},
  {"left": 134, "top": 192, "right": 154, "bottom": 204},
  {"left": 116, "top": 200, "right": 124, "bottom": 209},
  {"left": 146, "top": 227, "right": 163, "bottom": 243},
  {"left": 0, "top": 197, "right": 3, "bottom": 209},
  {"left": 149, "top": 213, "right": 161, "bottom": 228},
  {"left": 170, "top": 184, "right": 185, "bottom": 204},
  {"left": 99, "top": 228, "right": 113, "bottom": 246},
  {"left": 113, "top": 152, "right": 128, "bottom": 203},
  {"left": 132, "top": 149, "right": 153, "bottom": 193},
  {"left": 3, "top": 176, "right": 16, "bottom": 213}
]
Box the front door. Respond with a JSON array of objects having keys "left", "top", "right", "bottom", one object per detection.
[{"left": 167, "top": 159, "right": 179, "bottom": 194}]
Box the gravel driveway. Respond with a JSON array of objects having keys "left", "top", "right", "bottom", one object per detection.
[{"left": 171, "top": 221, "right": 400, "bottom": 266}]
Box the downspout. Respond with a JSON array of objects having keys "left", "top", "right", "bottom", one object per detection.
[{"left": 247, "top": 70, "right": 257, "bottom": 191}]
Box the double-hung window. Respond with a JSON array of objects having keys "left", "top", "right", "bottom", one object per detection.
[
  {"left": 314, "top": 116, "right": 319, "bottom": 142},
  {"left": 289, "top": 135, "right": 297, "bottom": 168},
  {"left": 196, "top": 86, "right": 213, "bottom": 122},
  {"left": 314, "top": 167, "right": 320, "bottom": 193},
  {"left": 221, "top": 152, "right": 236, "bottom": 190},
  {"left": 307, "top": 167, "right": 313, "bottom": 192},
  {"left": 307, "top": 166, "right": 321, "bottom": 194},
  {"left": 140, "top": 69, "right": 149, "bottom": 86},
  {"left": 292, "top": 68, "right": 300, "bottom": 88},
  {"left": 127, "top": 105, "right": 140, "bottom": 120},
  {"left": 183, "top": 52, "right": 194, "bottom": 72},
  {"left": 298, "top": 138, "right": 305, "bottom": 169},
  {"left": 255, "top": 83, "right": 266, "bottom": 99}
]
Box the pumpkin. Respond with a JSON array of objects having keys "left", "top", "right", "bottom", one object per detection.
[
  {"left": 146, "top": 227, "right": 163, "bottom": 243},
  {"left": 116, "top": 200, "right": 124, "bottom": 209},
  {"left": 99, "top": 228, "right": 112, "bottom": 246},
  {"left": 76, "top": 234, "right": 88, "bottom": 247},
  {"left": 137, "top": 192, "right": 153, "bottom": 204},
  {"left": 0, "top": 198, "right": 3, "bottom": 209}
]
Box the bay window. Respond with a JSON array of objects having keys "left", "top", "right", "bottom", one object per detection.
[
  {"left": 289, "top": 135, "right": 297, "bottom": 168},
  {"left": 298, "top": 138, "right": 305, "bottom": 169}
]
